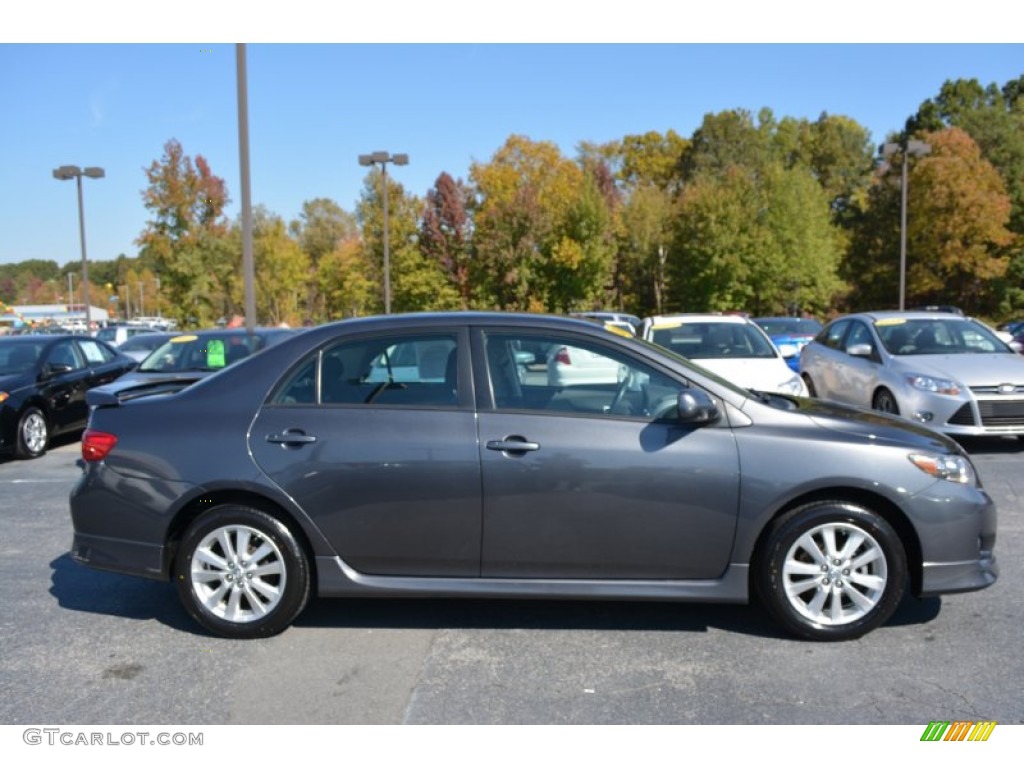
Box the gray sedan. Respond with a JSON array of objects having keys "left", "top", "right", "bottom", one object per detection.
[
  {"left": 800, "top": 311, "right": 1024, "bottom": 438},
  {"left": 70, "top": 312, "right": 997, "bottom": 641}
]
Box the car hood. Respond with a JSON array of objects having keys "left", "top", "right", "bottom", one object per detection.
[
  {"left": 695, "top": 357, "right": 796, "bottom": 392},
  {"left": 890, "top": 353, "right": 1024, "bottom": 385},
  {"left": 0, "top": 372, "right": 34, "bottom": 392},
  {"left": 794, "top": 396, "right": 956, "bottom": 453}
]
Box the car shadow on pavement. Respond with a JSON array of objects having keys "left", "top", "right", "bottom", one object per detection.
[
  {"left": 293, "top": 591, "right": 943, "bottom": 640},
  {"left": 49, "top": 551, "right": 944, "bottom": 640},
  {"left": 49, "top": 553, "right": 197, "bottom": 633}
]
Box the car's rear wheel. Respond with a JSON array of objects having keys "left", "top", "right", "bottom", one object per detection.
[
  {"left": 15, "top": 407, "right": 49, "bottom": 459},
  {"left": 174, "top": 505, "right": 311, "bottom": 639},
  {"left": 755, "top": 501, "right": 907, "bottom": 641},
  {"left": 872, "top": 388, "right": 899, "bottom": 415},
  {"left": 801, "top": 374, "right": 817, "bottom": 397}
]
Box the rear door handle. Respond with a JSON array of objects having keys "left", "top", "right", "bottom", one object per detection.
[{"left": 266, "top": 430, "right": 317, "bottom": 446}]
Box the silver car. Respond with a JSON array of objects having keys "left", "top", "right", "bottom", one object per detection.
[{"left": 800, "top": 311, "right": 1024, "bottom": 439}]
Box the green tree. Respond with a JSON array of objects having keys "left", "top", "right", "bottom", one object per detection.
[
  {"left": 136, "top": 139, "right": 230, "bottom": 327},
  {"left": 317, "top": 238, "right": 375, "bottom": 319},
  {"left": 290, "top": 198, "right": 358, "bottom": 322}
]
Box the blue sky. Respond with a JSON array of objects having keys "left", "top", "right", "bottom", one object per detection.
[{"left": 2, "top": 4, "right": 1022, "bottom": 268}]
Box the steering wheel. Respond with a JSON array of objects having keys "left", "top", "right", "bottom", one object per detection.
[{"left": 608, "top": 372, "right": 633, "bottom": 414}]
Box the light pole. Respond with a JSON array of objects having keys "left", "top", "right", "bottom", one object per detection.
[
  {"left": 358, "top": 151, "right": 409, "bottom": 314},
  {"left": 880, "top": 140, "right": 931, "bottom": 311},
  {"left": 53, "top": 165, "right": 104, "bottom": 328}
]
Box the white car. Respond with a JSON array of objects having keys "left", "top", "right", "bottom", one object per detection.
[
  {"left": 642, "top": 314, "right": 807, "bottom": 396},
  {"left": 546, "top": 343, "right": 625, "bottom": 386}
]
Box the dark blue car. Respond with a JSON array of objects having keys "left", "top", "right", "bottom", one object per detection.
[{"left": 753, "top": 317, "right": 823, "bottom": 372}]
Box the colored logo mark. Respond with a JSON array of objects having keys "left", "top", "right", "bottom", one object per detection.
[{"left": 920, "top": 721, "right": 996, "bottom": 742}]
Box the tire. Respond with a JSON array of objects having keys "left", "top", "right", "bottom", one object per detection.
[
  {"left": 174, "top": 505, "right": 311, "bottom": 639},
  {"left": 872, "top": 388, "right": 900, "bottom": 415},
  {"left": 15, "top": 407, "right": 49, "bottom": 459},
  {"left": 755, "top": 501, "right": 907, "bottom": 641},
  {"left": 801, "top": 374, "right": 817, "bottom": 398}
]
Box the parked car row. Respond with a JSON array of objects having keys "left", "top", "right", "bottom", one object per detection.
[{"left": 0, "top": 327, "right": 295, "bottom": 459}]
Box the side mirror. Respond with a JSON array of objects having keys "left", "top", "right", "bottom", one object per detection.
[
  {"left": 846, "top": 343, "right": 874, "bottom": 358},
  {"left": 777, "top": 343, "right": 798, "bottom": 359},
  {"left": 44, "top": 362, "right": 74, "bottom": 378},
  {"left": 676, "top": 387, "right": 720, "bottom": 424}
]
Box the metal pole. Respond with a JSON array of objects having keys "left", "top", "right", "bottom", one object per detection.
[
  {"left": 899, "top": 152, "right": 908, "bottom": 311},
  {"left": 75, "top": 174, "right": 92, "bottom": 327},
  {"left": 382, "top": 163, "right": 391, "bottom": 314},
  {"left": 237, "top": 43, "right": 256, "bottom": 333}
]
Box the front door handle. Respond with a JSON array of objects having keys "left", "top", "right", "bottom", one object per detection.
[
  {"left": 266, "top": 430, "right": 317, "bottom": 446},
  {"left": 486, "top": 437, "right": 540, "bottom": 453}
]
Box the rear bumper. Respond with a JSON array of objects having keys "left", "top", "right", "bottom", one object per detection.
[{"left": 70, "top": 532, "right": 168, "bottom": 580}]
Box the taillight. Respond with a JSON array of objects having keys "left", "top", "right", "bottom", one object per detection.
[
  {"left": 82, "top": 430, "right": 118, "bottom": 462},
  {"left": 555, "top": 347, "right": 572, "bottom": 365}
]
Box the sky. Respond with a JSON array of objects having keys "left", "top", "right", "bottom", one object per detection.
[{"left": 2, "top": 3, "right": 1022, "bottom": 269}]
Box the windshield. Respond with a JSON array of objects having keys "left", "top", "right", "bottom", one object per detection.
[
  {"left": 139, "top": 334, "right": 266, "bottom": 372},
  {"left": 875, "top": 318, "right": 1011, "bottom": 356},
  {"left": 755, "top": 318, "right": 822, "bottom": 337},
  {"left": 651, "top": 322, "right": 777, "bottom": 359}
]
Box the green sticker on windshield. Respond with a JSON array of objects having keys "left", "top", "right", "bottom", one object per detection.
[{"left": 207, "top": 339, "right": 226, "bottom": 368}]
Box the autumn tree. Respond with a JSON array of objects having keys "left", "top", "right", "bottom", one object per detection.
[
  {"left": 419, "top": 172, "right": 474, "bottom": 309},
  {"left": 845, "top": 128, "right": 1014, "bottom": 315},
  {"left": 470, "top": 135, "right": 611, "bottom": 312},
  {"left": 906, "top": 129, "right": 1014, "bottom": 312},
  {"left": 357, "top": 169, "right": 457, "bottom": 312},
  {"left": 136, "top": 139, "right": 230, "bottom": 327}
]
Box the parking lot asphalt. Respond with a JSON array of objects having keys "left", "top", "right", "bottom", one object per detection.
[{"left": 0, "top": 436, "right": 1021, "bottom": 725}]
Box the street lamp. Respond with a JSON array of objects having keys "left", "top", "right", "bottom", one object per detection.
[
  {"left": 358, "top": 151, "right": 409, "bottom": 314},
  {"left": 53, "top": 164, "right": 105, "bottom": 328},
  {"left": 880, "top": 140, "right": 931, "bottom": 311}
]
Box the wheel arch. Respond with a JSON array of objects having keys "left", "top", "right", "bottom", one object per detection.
[
  {"left": 749, "top": 487, "right": 923, "bottom": 597},
  {"left": 164, "top": 489, "right": 319, "bottom": 589}
]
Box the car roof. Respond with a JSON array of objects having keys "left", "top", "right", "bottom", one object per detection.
[
  {"left": 841, "top": 311, "right": 975, "bottom": 323},
  {"left": 646, "top": 313, "right": 752, "bottom": 327}
]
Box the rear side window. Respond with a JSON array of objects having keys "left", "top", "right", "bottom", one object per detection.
[{"left": 271, "top": 333, "right": 460, "bottom": 408}]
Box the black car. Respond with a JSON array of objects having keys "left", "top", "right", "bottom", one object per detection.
[
  {"left": 0, "top": 334, "right": 136, "bottom": 459},
  {"left": 70, "top": 313, "right": 997, "bottom": 641}
]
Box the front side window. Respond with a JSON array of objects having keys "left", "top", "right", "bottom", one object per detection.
[{"left": 482, "top": 331, "right": 688, "bottom": 420}]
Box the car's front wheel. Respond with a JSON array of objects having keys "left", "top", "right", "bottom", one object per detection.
[
  {"left": 174, "top": 505, "right": 311, "bottom": 639},
  {"left": 755, "top": 501, "right": 907, "bottom": 641},
  {"left": 15, "top": 407, "right": 49, "bottom": 459},
  {"left": 801, "top": 374, "right": 817, "bottom": 397},
  {"left": 872, "top": 388, "right": 900, "bottom": 415}
]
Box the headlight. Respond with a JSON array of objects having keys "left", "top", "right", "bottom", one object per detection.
[
  {"left": 908, "top": 453, "right": 977, "bottom": 485},
  {"left": 0, "top": 392, "right": 9, "bottom": 404},
  {"left": 906, "top": 373, "right": 961, "bottom": 395}
]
